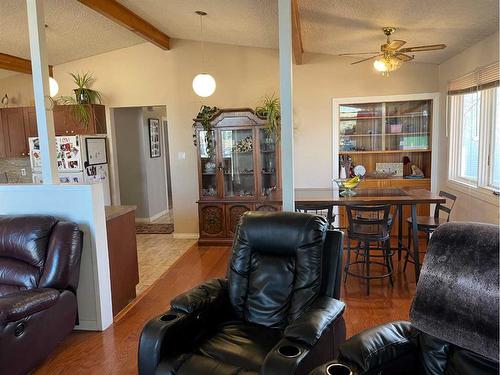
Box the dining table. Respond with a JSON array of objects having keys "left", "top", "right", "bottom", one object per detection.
[{"left": 294, "top": 187, "right": 447, "bottom": 282}]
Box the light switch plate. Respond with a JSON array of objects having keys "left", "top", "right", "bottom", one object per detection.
[
  {"left": 177, "top": 152, "right": 186, "bottom": 160},
  {"left": 20, "top": 168, "right": 27, "bottom": 176}
]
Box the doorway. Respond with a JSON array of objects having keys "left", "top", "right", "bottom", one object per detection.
[{"left": 113, "top": 105, "right": 173, "bottom": 226}]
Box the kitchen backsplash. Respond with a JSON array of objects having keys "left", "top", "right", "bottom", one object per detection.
[{"left": 0, "top": 157, "right": 32, "bottom": 183}]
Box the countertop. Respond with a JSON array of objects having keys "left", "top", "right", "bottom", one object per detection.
[{"left": 105, "top": 205, "right": 136, "bottom": 221}]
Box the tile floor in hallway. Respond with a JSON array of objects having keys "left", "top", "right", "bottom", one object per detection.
[{"left": 135, "top": 233, "right": 196, "bottom": 295}]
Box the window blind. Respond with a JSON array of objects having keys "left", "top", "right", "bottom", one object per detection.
[{"left": 448, "top": 62, "right": 499, "bottom": 95}]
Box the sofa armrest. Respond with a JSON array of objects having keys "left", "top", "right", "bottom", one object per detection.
[
  {"left": 0, "top": 289, "right": 59, "bottom": 323},
  {"left": 170, "top": 278, "right": 228, "bottom": 314},
  {"left": 338, "top": 321, "right": 419, "bottom": 374},
  {"left": 138, "top": 279, "right": 230, "bottom": 375},
  {"left": 285, "top": 296, "right": 345, "bottom": 346}
]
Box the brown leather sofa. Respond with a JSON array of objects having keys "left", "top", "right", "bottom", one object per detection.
[{"left": 0, "top": 215, "right": 83, "bottom": 375}]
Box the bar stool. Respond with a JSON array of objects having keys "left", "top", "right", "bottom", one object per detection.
[
  {"left": 295, "top": 204, "right": 336, "bottom": 229},
  {"left": 344, "top": 204, "right": 393, "bottom": 295},
  {"left": 404, "top": 191, "right": 457, "bottom": 271}
]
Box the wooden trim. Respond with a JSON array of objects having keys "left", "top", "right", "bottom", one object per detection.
[
  {"left": 291, "top": 0, "right": 303, "bottom": 65},
  {"left": 0, "top": 52, "right": 53, "bottom": 77},
  {"left": 78, "top": 0, "right": 170, "bottom": 50}
]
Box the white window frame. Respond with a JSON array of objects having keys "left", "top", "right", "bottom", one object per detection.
[{"left": 447, "top": 87, "right": 500, "bottom": 203}]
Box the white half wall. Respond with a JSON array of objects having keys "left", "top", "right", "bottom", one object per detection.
[{"left": 0, "top": 183, "right": 113, "bottom": 331}]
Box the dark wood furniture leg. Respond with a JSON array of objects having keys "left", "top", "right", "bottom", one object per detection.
[{"left": 411, "top": 203, "right": 421, "bottom": 281}]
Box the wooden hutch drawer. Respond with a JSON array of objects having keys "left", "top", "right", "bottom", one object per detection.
[
  {"left": 198, "top": 204, "right": 226, "bottom": 238},
  {"left": 225, "top": 203, "right": 254, "bottom": 237}
]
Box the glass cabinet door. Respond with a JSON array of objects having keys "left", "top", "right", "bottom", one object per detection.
[
  {"left": 384, "top": 100, "right": 430, "bottom": 151},
  {"left": 259, "top": 129, "right": 278, "bottom": 197},
  {"left": 198, "top": 130, "right": 218, "bottom": 198},
  {"left": 339, "top": 103, "right": 383, "bottom": 152},
  {"left": 220, "top": 129, "right": 255, "bottom": 198}
]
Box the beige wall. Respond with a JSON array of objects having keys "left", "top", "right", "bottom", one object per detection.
[
  {"left": 0, "top": 39, "right": 440, "bottom": 234},
  {"left": 0, "top": 73, "right": 35, "bottom": 106},
  {"left": 437, "top": 32, "right": 499, "bottom": 224}
]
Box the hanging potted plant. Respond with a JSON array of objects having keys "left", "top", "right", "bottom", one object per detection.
[
  {"left": 58, "top": 72, "right": 103, "bottom": 126},
  {"left": 255, "top": 94, "right": 280, "bottom": 142},
  {"left": 192, "top": 105, "right": 219, "bottom": 157}
]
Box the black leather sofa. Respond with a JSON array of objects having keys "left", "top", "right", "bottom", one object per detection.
[
  {"left": 0, "top": 215, "right": 84, "bottom": 375},
  {"left": 139, "top": 211, "right": 347, "bottom": 375},
  {"left": 310, "top": 222, "right": 499, "bottom": 375}
]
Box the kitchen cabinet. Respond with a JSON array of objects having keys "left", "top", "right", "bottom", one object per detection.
[
  {"left": 0, "top": 113, "right": 6, "bottom": 158},
  {"left": 0, "top": 105, "right": 107, "bottom": 158},
  {"left": 105, "top": 206, "right": 139, "bottom": 317},
  {"left": 1, "top": 108, "right": 29, "bottom": 157},
  {"left": 57, "top": 104, "right": 107, "bottom": 135}
]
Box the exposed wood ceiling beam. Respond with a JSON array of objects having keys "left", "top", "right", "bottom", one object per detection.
[
  {"left": 291, "top": 0, "right": 303, "bottom": 65},
  {"left": 0, "top": 53, "right": 53, "bottom": 77},
  {"left": 78, "top": 0, "right": 170, "bottom": 50}
]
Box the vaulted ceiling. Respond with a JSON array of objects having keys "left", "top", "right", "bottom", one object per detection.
[{"left": 0, "top": 0, "right": 498, "bottom": 70}]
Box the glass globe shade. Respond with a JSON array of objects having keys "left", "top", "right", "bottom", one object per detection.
[
  {"left": 49, "top": 77, "right": 59, "bottom": 97},
  {"left": 373, "top": 59, "right": 388, "bottom": 72},
  {"left": 192, "top": 73, "right": 216, "bottom": 97}
]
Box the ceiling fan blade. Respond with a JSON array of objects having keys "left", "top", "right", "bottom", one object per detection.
[
  {"left": 399, "top": 44, "right": 446, "bottom": 53},
  {"left": 351, "top": 54, "right": 382, "bottom": 65},
  {"left": 385, "top": 39, "right": 406, "bottom": 50},
  {"left": 339, "top": 52, "right": 380, "bottom": 56},
  {"left": 395, "top": 53, "right": 414, "bottom": 62}
]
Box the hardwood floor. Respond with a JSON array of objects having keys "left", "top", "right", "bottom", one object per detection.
[{"left": 35, "top": 241, "right": 421, "bottom": 374}]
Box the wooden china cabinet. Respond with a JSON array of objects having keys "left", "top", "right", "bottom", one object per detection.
[{"left": 195, "top": 108, "right": 282, "bottom": 245}]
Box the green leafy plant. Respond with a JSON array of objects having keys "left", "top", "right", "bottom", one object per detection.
[
  {"left": 255, "top": 94, "right": 280, "bottom": 141},
  {"left": 58, "top": 72, "right": 102, "bottom": 126},
  {"left": 193, "top": 105, "right": 219, "bottom": 157}
]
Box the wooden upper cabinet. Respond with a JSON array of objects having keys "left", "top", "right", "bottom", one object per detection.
[
  {"left": 59, "top": 104, "right": 107, "bottom": 135},
  {"left": 17, "top": 104, "right": 107, "bottom": 137},
  {"left": 1, "top": 108, "right": 29, "bottom": 157},
  {"left": 0, "top": 112, "right": 6, "bottom": 158},
  {"left": 23, "top": 106, "right": 38, "bottom": 137}
]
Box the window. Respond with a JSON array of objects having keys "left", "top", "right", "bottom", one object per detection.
[{"left": 448, "top": 62, "right": 500, "bottom": 192}]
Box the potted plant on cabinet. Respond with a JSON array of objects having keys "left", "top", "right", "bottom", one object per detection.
[
  {"left": 192, "top": 105, "right": 219, "bottom": 157},
  {"left": 58, "top": 72, "right": 103, "bottom": 127},
  {"left": 255, "top": 94, "right": 280, "bottom": 142}
]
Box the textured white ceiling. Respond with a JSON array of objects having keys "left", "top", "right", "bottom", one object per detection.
[
  {"left": 0, "top": 0, "right": 497, "bottom": 66},
  {"left": 117, "top": 0, "right": 498, "bottom": 63},
  {"left": 299, "top": 0, "right": 499, "bottom": 63},
  {"left": 0, "top": 0, "right": 144, "bottom": 65}
]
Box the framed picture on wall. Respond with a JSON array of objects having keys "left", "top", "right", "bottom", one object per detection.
[{"left": 148, "top": 118, "right": 161, "bottom": 158}]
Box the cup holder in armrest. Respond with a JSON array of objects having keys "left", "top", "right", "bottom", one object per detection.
[
  {"left": 277, "top": 344, "right": 302, "bottom": 358},
  {"left": 160, "top": 313, "right": 178, "bottom": 322},
  {"left": 326, "top": 363, "right": 352, "bottom": 375}
]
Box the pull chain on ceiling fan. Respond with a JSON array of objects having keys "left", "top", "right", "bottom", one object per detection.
[{"left": 339, "top": 27, "right": 446, "bottom": 76}]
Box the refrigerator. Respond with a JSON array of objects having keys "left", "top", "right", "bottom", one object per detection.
[{"left": 29, "top": 135, "right": 111, "bottom": 205}]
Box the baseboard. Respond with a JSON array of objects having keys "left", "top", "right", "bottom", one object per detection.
[
  {"left": 135, "top": 209, "right": 168, "bottom": 223},
  {"left": 173, "top": 233, "right": 199, "bottom": 240}
]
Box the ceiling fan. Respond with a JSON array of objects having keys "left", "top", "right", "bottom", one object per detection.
[{"left": 339, "top": 27, "right": 446, "bottom": 76}]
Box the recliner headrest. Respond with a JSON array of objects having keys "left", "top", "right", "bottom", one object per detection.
[
  {"left": 237, "top": 211, "right": 328, "bottom": 255},
  {"left": 410, "top": 222, "right": 499, "bottom": 361}
]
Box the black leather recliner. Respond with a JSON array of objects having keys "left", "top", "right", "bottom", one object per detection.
[
  {"left": 0, "top": 215, "right": 83, "bottom": 375},
  {"left": 310, "top": 222, "right": 499, "bottom": 375},
  {"left": 139, "top": 211, "right": 347, "bottom": 375}
]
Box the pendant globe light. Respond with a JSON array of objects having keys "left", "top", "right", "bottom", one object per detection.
[
  {"left": 48, "top": 77, "right": 59, "bottom": 97},
  {"left": 192, "top": 11, "right": 216, "bottom": 97}
]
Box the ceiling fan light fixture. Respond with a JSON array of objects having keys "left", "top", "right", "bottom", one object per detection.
[{"left": 373, "top": 59, "right": 388, "bottom": 72}]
